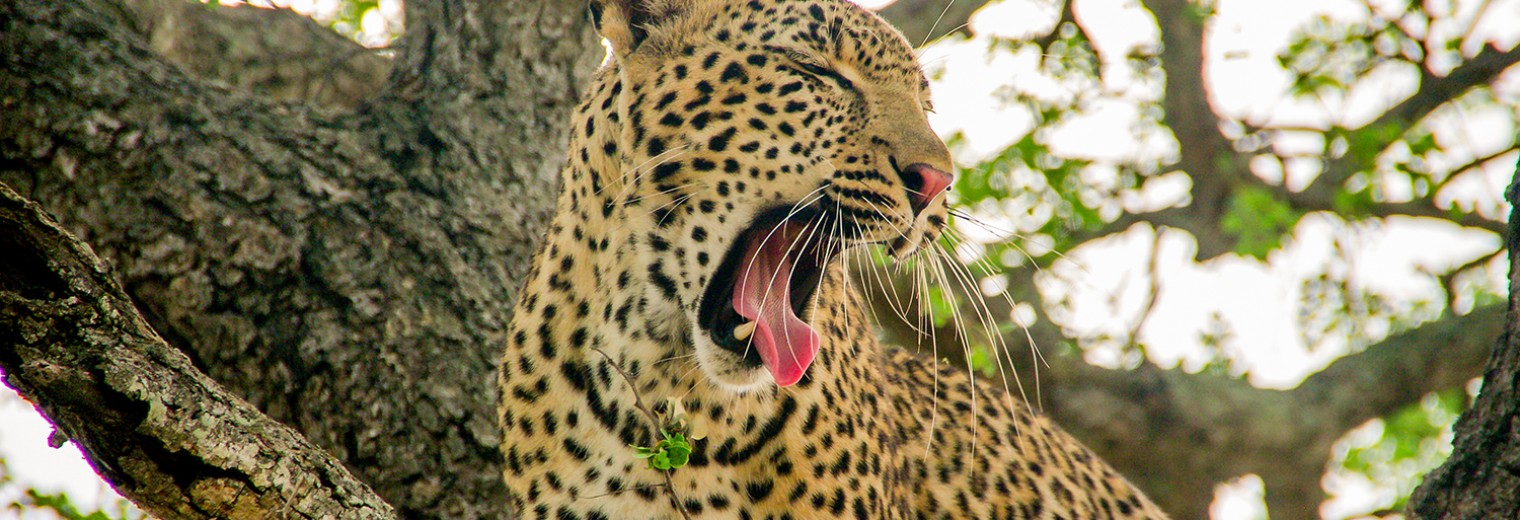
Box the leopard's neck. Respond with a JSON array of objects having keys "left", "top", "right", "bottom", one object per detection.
[
  {"left": 497, "top": 55, "right": 915, "bottom": 520},
  {"left": 499, "top": 194, "right": 902, "bottom": 509}
]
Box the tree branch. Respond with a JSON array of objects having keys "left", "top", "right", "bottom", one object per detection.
[
  {"left": 118, "top": 0, "right": 389, "bottom": 108},
  {"left": 1310, "top": 42, "right": 1520, "bottom": 195},
  {"left": 1294, "top": 307, "right": 1500, "bottom": 433},
  {"left": 0, "top": 0, "right": 602, "bottom": 516},
  {"left": 1142, "top": 0, "right": 1241, "bottom": 260},
  {"left": 876, "top": 0, "right": 993, "bottom": 46},
  {"left": 0, "top": 183, "right": 396, "bottom": 520}
]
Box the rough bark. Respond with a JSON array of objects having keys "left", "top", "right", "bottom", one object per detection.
[
  {"left": 119, "top": 0, "right": 390, "bottom": 108},
  {"left": 1407, "top": 153, "right": 1520, "bottom": 518},
  {"left": 0, "top": 184, "right": 395, "bottom": 519},
  {"left": 1, "top": 0, "right": 600, "bottom": 517}
]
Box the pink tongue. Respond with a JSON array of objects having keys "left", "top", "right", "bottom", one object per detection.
[{"left": 732, "top": 224, "right": 819, "bottom": 387}]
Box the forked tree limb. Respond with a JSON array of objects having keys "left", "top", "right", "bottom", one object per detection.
[{"left": 0, "top": 183, "right": 396, "bottom": 520}]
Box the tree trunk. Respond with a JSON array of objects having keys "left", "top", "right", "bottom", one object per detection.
[
  {"left": 0, "top": 184, "right": 395, "bottom": 519},
  {"left": 1, "top": 0, "right": 600, "bottom": 517},
  {"left": 1407, "top": 152, "right": 1520, "bottom": 518}
]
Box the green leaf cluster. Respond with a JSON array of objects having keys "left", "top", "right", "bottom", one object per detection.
[
  {"left": 966, "top": 344, "right": 999, "bottom": 378},
  {"left": 951, "top": 132, "right": 1101, "bottom": 268},
  {"left": 630, "top": 430, "right": 693, "bottom": 471},
  {"left": 13, "top": 490, "right": 137, "bottom": 520},
  {"left": 1, "top": 455, "right": 140, "bottom": 520},
  {"left": 1279, "top": 15, "right": 1419, "bottom": 98},
  {"left": 1221, "top": 185, "right": 1302, "bottom": 260},
  {"left": 1338, "top": 388, "right": 1465, "bottom": 511}
]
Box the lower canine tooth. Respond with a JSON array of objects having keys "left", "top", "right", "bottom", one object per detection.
[{"left": 733, "top": 321, "right": 756, "bottom": 341}]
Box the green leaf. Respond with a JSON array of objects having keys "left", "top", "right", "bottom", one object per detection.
[
  {"left": 1221, "top": 185, "right": 1302, "bottom": 259},
  {"left": 650, "top": 452, "right": 671, "bottom": 470},
  {"left": 13, "top": 489, "right": 138, "bottom": 520},
  {"left": 666, "top": 445, "right": 690, "bottom": 468},
  {"left": 1334, "top": 187, "right": 1377, "bottom": 216},
  {"left": 967, "top": 345, "right": 998, "bottom": 377}
]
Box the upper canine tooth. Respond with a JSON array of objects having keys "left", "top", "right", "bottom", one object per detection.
[{"left": 733, "top": 321, "right": 756, "bottom": 341}]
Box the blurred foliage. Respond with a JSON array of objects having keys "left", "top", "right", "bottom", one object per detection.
[
  {"left": 324, "top": 0, "right": 387, "bottom": 46},
  {"left": 7, "top": 488, "right": 141, "bottom": 520},
  {"left": 921, "top": 0, "right": 1513, "bottom": 515},
  {"left": 1333, "top": 388, "right": 1466, "bottom": 512},
  {"left": 250, "top": 0, "right": 394, "bottom": 47},
  {"left": 934, "top": 0, "right": 1511, "bottom": 359},
  {"left": 1280, "top": 15, "right": 1421, "bottom": 98},
  {"left": 1222, "top": 185, "right": 1304, "bottom": 260},
  {"left": 0, "top": 392, "right": 141, "bottom": 520}
]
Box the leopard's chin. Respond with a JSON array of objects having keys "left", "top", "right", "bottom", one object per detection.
[{"left": 690, "top": 342, "right": 777, "bottom": 392}]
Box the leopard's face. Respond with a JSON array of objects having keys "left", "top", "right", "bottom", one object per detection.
[{"left": 595, "top": 0, "right": 952, "bottom": 391}]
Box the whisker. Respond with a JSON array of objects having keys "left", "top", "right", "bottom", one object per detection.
[
  {"left": 605, "top": 143, "right": 693, "bottom": 199},
  {"left": 917, "top": 0, "right": 960, "bottom": 48}
]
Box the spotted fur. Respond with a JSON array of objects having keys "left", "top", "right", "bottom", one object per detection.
[{"left": 497, "top": 0, "right": 1169, "bottom": 518}]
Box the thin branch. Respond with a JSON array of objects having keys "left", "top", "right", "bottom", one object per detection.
[
  {"left": 1031, "top": 0, "right": 1081, "bottom": 51},
  {"left": 1437, "top": 248, "right": 1504, "bottom": 306},
  {"left": 1125, "top": 231, "right": 1166, "bottom": 354},
  {"left": 1260, "top": 177, "right": 1508, "bottom": 235},
  {"left": 589, "top": 348, "right": 694, "bottom": 520},
  {"left": 1434, "top": 145, "right": 1519, "bottom": 193},
  {"left": 1311, "top": 42, "right": 1520, "bottom": 194}
]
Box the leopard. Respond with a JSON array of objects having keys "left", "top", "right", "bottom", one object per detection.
[{"left": 496, "top": 0, "right": 1170, "bottom": 518}]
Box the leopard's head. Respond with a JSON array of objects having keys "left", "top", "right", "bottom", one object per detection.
[{"left": 588, "top": 0, "right": 953, "bottom": 390}]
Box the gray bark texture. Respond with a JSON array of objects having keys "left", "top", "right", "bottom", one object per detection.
[
  {"left": 1, "top": 0, "right": 600, "bottom": 517},
  {"left": 0, "top": 184, "right": 395, "bottom": 519},
  {"left": 0, "top": 0, "right": 1516, "bottom": 518},
  {"left": 1406, "top": 153, "right": 1520, "bottom": 518}
]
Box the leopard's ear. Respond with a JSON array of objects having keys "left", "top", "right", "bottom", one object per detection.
[{"left": 589, "top": 0, "right": 697, "bottom": 59}]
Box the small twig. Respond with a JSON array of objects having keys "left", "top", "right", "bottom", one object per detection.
[
  {"left": 1455, "top": 0, "right": 1496, "bottom": 53},
  {"left": 590, "top": 348, "right": 660, "bottom": 433},
  {"left": 1433, "top": 145, "right": 1517, "bottom": 194},
  {"left": 576, "top": 483, "right": 669, "bottom": 501},
  {"left": 1126, "top": 231, "right": 1165, "bottom": 358},
  {"left": 1436, "top": 248, "right": 1505, "bottom": 308},
  {"left": 588, "top": 348, "right": 693, "bottom": 520}
]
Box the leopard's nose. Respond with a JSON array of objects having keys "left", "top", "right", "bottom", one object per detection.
[{"left": 900, "top": 163, "right": 953, "bottom": 216}]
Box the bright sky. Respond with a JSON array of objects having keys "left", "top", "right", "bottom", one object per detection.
[{"left": 4, "top": 0, "right": 1518, "bottom": 518}]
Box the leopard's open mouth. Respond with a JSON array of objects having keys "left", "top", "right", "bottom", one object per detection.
[{"left": 698, "top": 205, "right": 839, "bottom": 387}]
